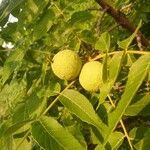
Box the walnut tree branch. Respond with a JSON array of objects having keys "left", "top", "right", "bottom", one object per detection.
[{"left": 95, "top": 0, "right": 150, "bottom": 47}]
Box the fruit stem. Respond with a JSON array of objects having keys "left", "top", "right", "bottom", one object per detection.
[{"left": 92, "top": 50, "right": 150, "bottom": 61}]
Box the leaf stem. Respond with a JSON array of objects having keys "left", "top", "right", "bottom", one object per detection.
[
  {"left": 108, "top": 95, "right": 134, "bottom": 150},
  {"left": 15, "top": 130, "right": 30, "bottom": 150},
  {"left": 127, "top": 50, "right": 150, "bottom": 55},
  {"left": 119, "top": 120, "right": 133, "bottom": 149},
  {"left": 52, "top": 2, "right": 66, "bottom": 19},
  {"left": 42, "top": 81, "right": 75, "bottom": 115}
]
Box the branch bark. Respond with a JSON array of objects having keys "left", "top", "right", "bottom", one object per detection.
[{"left": 95, "top": 0, "right": 150, "bottom": 47}]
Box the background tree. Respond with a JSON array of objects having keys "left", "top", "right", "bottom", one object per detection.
[{"left": 0, "top": 0, "right": 150, "bottom": 149}]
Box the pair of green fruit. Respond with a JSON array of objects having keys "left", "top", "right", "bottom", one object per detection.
[{"left": 51, "top": 50, "right": 103, "bottom": 92}]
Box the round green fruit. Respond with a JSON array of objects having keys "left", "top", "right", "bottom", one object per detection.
[
  {"left": 51, "top": 50, "right": 82, "bottom": 80},
  {"left": 79, "top": 61, "right": 103, "bottom": 92}
]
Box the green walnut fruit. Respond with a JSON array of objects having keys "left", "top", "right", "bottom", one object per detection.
[
  {"left": 51, "top": 50, "right": 82, "bottom": 80},
  {"left": 79, "top": 61, "right": 103, "bottom": 92}
]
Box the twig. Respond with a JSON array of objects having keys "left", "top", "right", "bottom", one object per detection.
[
  {"left": 87, "top": 8, "right": 102, "bottom": 11},
  {"left": 136, "top": 36, "right": 143, "bottom": 51},
  {"left": 96, "top": 8, "right": 107, "bottom": 35},
  {"left": 107, "top": 24, "right": 119, "bottom": 32},
  {"left": 94, "top": 0, "right": 150, "bottom": 46},
  {"left": 108, "top": 95, "right": 134, "bottom": 150}
]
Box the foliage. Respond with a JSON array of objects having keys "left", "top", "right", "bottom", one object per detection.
[{"left": 0, "top": 0, "right": 150, "bottom": 149}]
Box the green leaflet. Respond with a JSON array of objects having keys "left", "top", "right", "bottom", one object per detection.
[
  {"left": 59, "top": 89, "right": 107, "bottom": 142},
  {"left": 102, "top": 54, "right": 150, "bottom": 146},
  {"left": 100, "top": 52, "right": 123, "bottom": 103},
  {"left": 17, "top": 0, "right": 49, "bottom": 29},
  {"left": 13, "top": 138, "right": 31, "bottom": 150},
  {"left": 0, "top": 0, "right": 24, "bottom": 22},
  {"left": 33, "top": 8, "right": 55, "bottom": 40},
  {"left": 95, "top": 32, "right": 110, "bottom": 52},
  {"left": 69, "top": 10, "right": 93, "bottom": 26},
  {"left": 13, "top": 89, "right": 47, "bottom": 124},
  {"left": 125, "top": 94, "right": 150, "bottom": 116},
  {"left": 95, "top": 131, "right": 125, "bottom": 150},
  {"left": 117, "top": 21, "right": 142, "bottom": 51},
  {"left": 80, "top": 30, "right": 96, "bottom": 44},
  {"left": 129, "top": 127, "right": 150, "bottom": 150},
  {"left": 32, "top": 116, "right": 84, "bottom": 150},
  {"left": 0, "top": 48, "right": 26, "bottom": 85}
]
